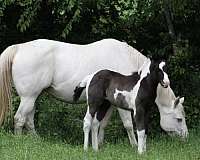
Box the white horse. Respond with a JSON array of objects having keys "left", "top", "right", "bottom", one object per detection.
[{"left": 0, "top": 39, "right": 188, "bottom": 144}]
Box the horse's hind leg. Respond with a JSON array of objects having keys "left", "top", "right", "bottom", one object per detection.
[
  {"left": 118, "top": 108, "right": 137, "bottom": 146},
  {"left": 24, "top": 107, "right": 36, "bottom": 134},
  {"left": 14, "top": 96, "right": 38, "bottom": 135}
]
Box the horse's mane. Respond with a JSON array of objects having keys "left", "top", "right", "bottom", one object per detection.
[{"left": 124, "top": 43, "right": 147, "bottom": 72}]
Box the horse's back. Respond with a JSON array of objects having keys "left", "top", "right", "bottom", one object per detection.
[
  {"left": 52, "top": 39, "right": 142, "bottom": 101},
  {"left": 11, "top": 38, "right": 146, "bottom": 101}
]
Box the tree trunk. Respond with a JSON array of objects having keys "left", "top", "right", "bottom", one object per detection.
[{"left": 163, "top": 0, "right": 177, "bottom": 54}]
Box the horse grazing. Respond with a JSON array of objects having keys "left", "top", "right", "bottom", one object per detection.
[
  {"left": 0, "top": 39, "right": 188, "bottom": 144},
  {"left": 74, "top": 59, "right": 171, "bottom": 153}
]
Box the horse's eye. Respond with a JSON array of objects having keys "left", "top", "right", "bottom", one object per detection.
[{"left": 177, "top": 118, "right": 182, "bottom": 122}]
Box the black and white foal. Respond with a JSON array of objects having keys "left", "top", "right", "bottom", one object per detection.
[{"left": 73, "top": 59, "right": 170, "bottom": 154}]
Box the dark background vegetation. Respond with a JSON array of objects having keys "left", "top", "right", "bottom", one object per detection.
[{"left": 1, "top": 0, "right": 199, "bottom": 144}]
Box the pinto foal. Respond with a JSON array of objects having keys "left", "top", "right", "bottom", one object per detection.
[{"left": 73, "top": 59, "right": 170, "bottom": 154}]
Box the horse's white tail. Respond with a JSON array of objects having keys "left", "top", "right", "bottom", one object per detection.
[{"left": 0, "top": 45, "right": 17, "bottom": 125}]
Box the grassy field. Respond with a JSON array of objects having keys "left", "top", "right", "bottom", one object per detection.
[{"left": 0, "top": 129, "right": 200, "bottom": 160}]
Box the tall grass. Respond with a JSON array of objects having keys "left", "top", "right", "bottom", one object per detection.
[{"left": 0, "top": 129, "right": 199, "bottom": 160}]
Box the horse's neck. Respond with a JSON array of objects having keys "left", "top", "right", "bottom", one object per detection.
[
  {"left": 155, "top": 85, "right": 176, "bottom": 115},
  {"left": 128, "top": 45, "right": 147, "bottom": 72}
]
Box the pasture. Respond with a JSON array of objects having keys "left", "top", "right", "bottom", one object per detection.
[
  {"left": 0, "top": 129, "right": 199, "bottom": 160},
  {"left": 0, "top": 1, "right": 200, "bottom": 159},
  {"left": 0, "top": 92, "right": 196, "bottom": 159}
]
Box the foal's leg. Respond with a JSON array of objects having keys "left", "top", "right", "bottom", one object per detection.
[
  {"left": 83, "top": 107, "right": 92, "bottom": 151},
  {"left": 118, "top": 108, "right": 137, "bottom": 147},
  {"left": 91, "top": 114, "right": 100, "bottom": 151},
  {"left": 98, "top": 107, "right": 113, "bottom": 146},
  {"left": 135, "top": 106, "right": 146, "bottom": 154},
  {"left": 91, "top": 99, "right": 111, "bottom": 151},
  {"left": 14, "top": 96, "right": 37, "bottom": 135},
  {"left": 137, "top": 129, "right": 146, "bottom": 154}
]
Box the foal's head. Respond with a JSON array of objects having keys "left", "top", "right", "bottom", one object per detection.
[{"left": 148, "top": 60, "right": 170, "bottom": 88}]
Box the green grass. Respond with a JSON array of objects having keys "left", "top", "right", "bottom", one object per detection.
[{"left": 0, "top": 130, "right": 200, "bottom": 160}]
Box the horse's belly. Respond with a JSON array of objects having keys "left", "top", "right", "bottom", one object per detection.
[{"left": 49, "top": 80, "right": 86, "bottom": 102}]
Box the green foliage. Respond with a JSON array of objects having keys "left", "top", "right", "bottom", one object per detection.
[
  {"left": 17, "top": 0, "right": 42, "bottom": 32},
  {"left": 51, "top": 0, "right": 82, "bottom": 38},
  {"left": 168, "top": 43, "right": 200, "bottom": 127}
]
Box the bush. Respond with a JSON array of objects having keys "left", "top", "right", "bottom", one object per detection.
[{"left": 168, "top": 44, "right": 200, "bottom": 128}]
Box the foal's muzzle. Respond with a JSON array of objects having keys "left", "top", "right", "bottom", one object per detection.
[{"left": 160, "top": 80, "right": 169, "bottom": 88}]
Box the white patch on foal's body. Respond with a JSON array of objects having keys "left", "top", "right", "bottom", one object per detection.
[{"left": 113, "top": 59, "right": 151, "bottom": 116}]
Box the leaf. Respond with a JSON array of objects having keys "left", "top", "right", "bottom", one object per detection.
[{"left": 99, "top": 16, "right": 108, "bottom": 24}]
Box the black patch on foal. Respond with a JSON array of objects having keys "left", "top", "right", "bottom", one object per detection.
[
  {"left": 96, "top": 100, "right": 111, "bottom": 121},
  {"left": 88, "top": 70, "right": 140, "bottom": 118},
  {"left": 134, "top": 61, "right": 164, "bottom": 131}
]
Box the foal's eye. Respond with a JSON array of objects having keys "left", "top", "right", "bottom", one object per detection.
[
  {"left": 177, "top": 118, "right": 182, "bottom": 122},
  {"left": 163, "top": 65, "right": 168, "bottom": 72}
]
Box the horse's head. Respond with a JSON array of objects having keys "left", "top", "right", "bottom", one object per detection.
[
  {"left": 156, "top": 86, "right": 188, "bottom": 139},
  {"left": 149, "top": 60, "right": 170, "bottom": 88}
]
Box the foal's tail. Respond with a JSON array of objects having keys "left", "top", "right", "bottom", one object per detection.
[
  {"left": 73, "top": 74, "right": 93, "bottom": 102},
  {"left": 0, "top": 45, "right": 17, "bottom": 125}
]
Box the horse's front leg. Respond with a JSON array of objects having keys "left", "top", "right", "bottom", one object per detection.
[{"left": 118, "top": 108, "right": 137, "bottom": 147}]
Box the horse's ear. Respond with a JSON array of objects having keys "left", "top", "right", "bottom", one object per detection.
[{"left": 174, "top": 96, "right": 180, "bottom": 107}]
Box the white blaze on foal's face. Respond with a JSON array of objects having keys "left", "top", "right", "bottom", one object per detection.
[{"left": 159, "top": 61, "right": 170, "bottom": 88}]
